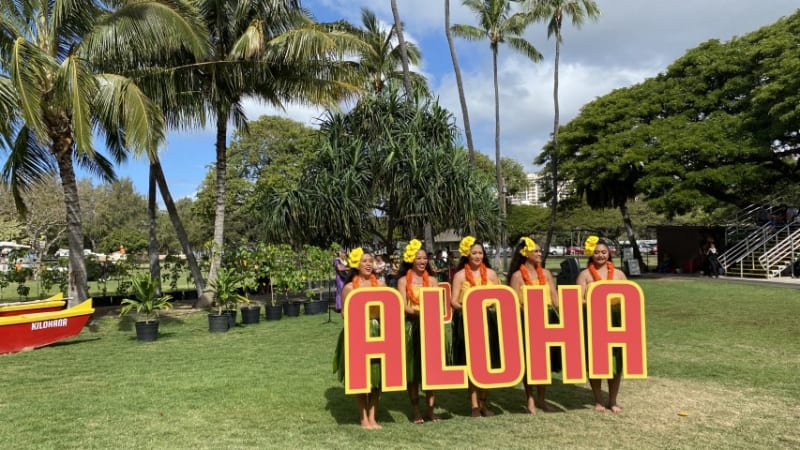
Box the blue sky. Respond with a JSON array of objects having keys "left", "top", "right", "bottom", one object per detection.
[{"left": 103, "top": 0, "right": 799, "bottom": 200}]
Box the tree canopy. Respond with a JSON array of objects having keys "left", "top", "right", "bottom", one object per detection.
[{"left": 549, "top": 11, "right": 800, "bottom": 219}]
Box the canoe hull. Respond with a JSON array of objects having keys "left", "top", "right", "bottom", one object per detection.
[
  {"left": 0, "top": 293, "right": 66, "bottom": 317},
  {"left": 0, "top": 299, "right": 94, "bottom": 354}
]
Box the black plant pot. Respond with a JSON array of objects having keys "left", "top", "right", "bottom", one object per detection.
[
  {"left": 304, "top": 300, "right": 329, "bottom": 315},
  {"left": 222, "top": 309, "right": 238, "bottom": 327},
  {"left": 240, "top": 305, "right": 261, "bottom": 324},
  {"left": 265, "top": 304, "right": 282, "bottom": 321},
  {"left": 208, "top": 313, "right": 230, "bottom": 332},
  {"left": 283, "top": 301, "right": 301, "bottom": 317},
  {"left": 135, "top": 321, "right": 159, "bottom": 342}
]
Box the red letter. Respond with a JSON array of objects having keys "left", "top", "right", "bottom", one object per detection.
[
  {"left": 463, "top": 286, "right": 524, "bottom": 389},
  {"left": 420, "top": 288, "right": 467, "bottom": 390},
  {"left": 524, "top": 285, "right": 586, "bottom": 384},
  {"left": 586, "top": 281, "right": 647, "bottom": 379},
  {"left": 344, "top": 288, "right": 407, "bottom": 393},
  {"left": 438, "top": 282, "right": 453, "bottom": 324}
]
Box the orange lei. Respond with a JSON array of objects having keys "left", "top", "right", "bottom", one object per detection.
[
  {"left": 352, "top": 274, "right": 378, "bottom": 288},
  {"left": 520, "top": 263, "right": 546, "bottom": 286},
  {"left": 406, "top": 270, "right": 431, "bottom": 305},
  {"left": 589, "top": 261, "right": 614, "bottom": 281},
  {"left": 464, "top": 263, "right": 488, "bottom": 287}
]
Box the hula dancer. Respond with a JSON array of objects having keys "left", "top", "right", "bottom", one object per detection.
[
  {"left": 332, "top": 248, "right": 386, "bottom": 429},
  {"left": 576, "top": 236, "right": 627, "bottom": 413},
  {"left": 450, "top": 236, "right": 501, "bottom": 417},
  {"left": 396, "top": 239, "right": 440, "bottom": 424},
  {"left": 507, "top": 237, "right": 561, "bottom": 415}
]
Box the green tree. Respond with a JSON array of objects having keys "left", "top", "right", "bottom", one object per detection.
[
  {"left": 473, "top": 153, "right": 529, "bottom": 199},
  {"left": 523, "top": 0, "right": 600, "bottom": 264},
  {"left": 0, "top": 0, "right": 206, "bottom": 306},
  {"left": 270, "top": 88, "right": 498, "bottom": 250},
  {"left": 452, "top": 0, "right": 542, "bottom": 257}
]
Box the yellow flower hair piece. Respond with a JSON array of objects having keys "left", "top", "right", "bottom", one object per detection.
[
  {"left": 519, "top": 237, "right": 536, "bottom": 257},
  {"left": 403, "top": 239, "right": 423, "bottom": 263},
  {"left": 584, "top": 236, "right": 600, "bottom": 257},
  {"left": 459, "top": 236, "right": 476, "bottom": 257},
  {"left": 348, "top": 247, "right": 364, "bottom": 269}
]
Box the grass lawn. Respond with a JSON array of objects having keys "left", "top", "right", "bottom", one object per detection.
[{"left": 0, "top": 278, "right": 798, "bottom": 449}]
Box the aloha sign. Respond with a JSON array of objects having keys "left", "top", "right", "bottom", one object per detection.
[{"left": 343, "top": 281, "right": 647, "bottom": 394}]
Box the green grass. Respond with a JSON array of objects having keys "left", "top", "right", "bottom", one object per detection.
[{"left": 0, "top": 278, "right": 798, "bottom": 449}]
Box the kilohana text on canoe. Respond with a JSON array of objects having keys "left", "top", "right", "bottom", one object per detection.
[{"left": 31, "top": 318, "right": 68, "bottom": 330}]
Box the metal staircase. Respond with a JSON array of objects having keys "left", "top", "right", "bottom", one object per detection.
[{"left": 719, "top": 224, "right": 799, "bottom": 278}]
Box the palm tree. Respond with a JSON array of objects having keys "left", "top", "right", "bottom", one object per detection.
[
  {"left": 343, "top": 8, "right": 426, "bottom": 94},
  {"left": 445, "top": 0, "right": 477, "bottom": 167},
  {"left": 390, "top": 0, "right": 414, "bottom": 95},
  {"left": 175, "top": 1, "right": 361, "bottom": 287},
  {"left": 0, "top": 0, "right": 206, "bottom": 306},
  {"left": 452, "top": 0, "right": 541, "bottom": 261},
  {"left": 524, "top": 0, "right": 600, "bottom": 264}
]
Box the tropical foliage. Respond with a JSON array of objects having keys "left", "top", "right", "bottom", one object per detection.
[
  {"left": 120, "top": 273, "right": 174, "bottom": 323},
  {"left": 0, "top": 0, "right": 207, "bottom": 305}
]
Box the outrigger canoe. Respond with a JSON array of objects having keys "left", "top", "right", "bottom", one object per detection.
[
  {"left": 0, "top": 299, "right": 94, "bottom": 354},
  {"left": 0, "top": 293, "right": 67, "bottom": 317}
]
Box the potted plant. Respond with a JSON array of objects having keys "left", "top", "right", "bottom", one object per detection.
[
  {"left": 234, "top": 246, "right": 261, "bottom": 325},
  {"left": 302, "top": 245, "right": 333, "bottom": 315},
  {"left": 119, "top": 273, "right": 173, "bottom": 342},
  {"left": 205, "top": 267, "right": 248, "bottom": 331},
  {"left": 269, "top": 245, "right": 304, "bottom": 317}
]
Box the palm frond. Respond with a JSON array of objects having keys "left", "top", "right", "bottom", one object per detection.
[
  {"left": 54, "top": 53, "right": 97, "bottom": 157},
  {"left": 0, "top": 126, "right": 57, "bottom": 215},
  {"left": 450, "top": 24, "right": 486, "bottom": 41},
  {"left": 507, "top": 36, "right": 542, "bottom": 62}
]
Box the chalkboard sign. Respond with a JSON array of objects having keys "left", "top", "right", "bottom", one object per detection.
[{"left": 626, "top": 259, "right": 641, "bottom": 276}]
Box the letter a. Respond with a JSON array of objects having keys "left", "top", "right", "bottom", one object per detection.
[
  {"left": 344, "top": 288, "right": 407, "bottom": 393},
  {"left": 586, "top": 281, "right": 647, "bottom": 379}
]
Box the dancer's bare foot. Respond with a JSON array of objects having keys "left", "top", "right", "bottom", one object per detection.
[
  {"left": 371, "top": 421, "right": 383, "bottom": 429},
  {"left": 471, "top": 407, "right": 481, "bottom": 417},
  {"left": 426, "top": 409, "right": 441, "bottom": 422},
  {"left": 361, "top": 418, "right": 373, "bottom": 429},
  {"left": 480, "top": 406, "right": 495, "bottom": 417},
  {"left": 526, "top": 398, "right": 537, "bottom": 415},
  {"left": 608, "top": 404, "right": 622, "bottom": 414},
  {"left": 594, "top": 403, "right": 607, "bottom": 412},
  {"left": 411, "top": 408, "right": 424, "bottom": 425}
]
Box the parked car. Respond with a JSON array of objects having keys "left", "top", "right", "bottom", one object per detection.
[
  {"left": 548, "top": 245, "right": 566, "bottom": 256},
  {"left": 567, "top": 246, "right": 584, "bottom": 255}
]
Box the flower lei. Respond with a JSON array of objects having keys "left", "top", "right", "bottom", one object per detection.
[
  {"left": 403, "top": 239, "right": 423, "bottom": 264},
  {"left": 406, "top": 270, "right": 431, "bottom": 305},
  {"left": 352, "top": 274, "right": 378, "bottom": 288},
  {"left": 589, "top": 261, "right": 615, "bottom": 281},
  {"left": 464, "top": 262, "right": 488, "bottom": 287},
  {"left": 520, "top": 263, "right": 546, "bottom": 286},
  {"left": 348, "top": 247, "right": 364, "bottom": 269},
  {"left": 519, "top": 237, "right": 536, "bottom": 257},
  {"left": 584, "top": 235, "right": 600, "bottom": 257},
  {"left": 459, "top": 236, "right": 476, "bottom": 257}
]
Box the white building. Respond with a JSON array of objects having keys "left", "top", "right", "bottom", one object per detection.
[{"left": 509, "top": 172, "right": 572, "bottom": 207}]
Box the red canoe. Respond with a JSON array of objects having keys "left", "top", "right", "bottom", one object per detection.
[
  {"left": 0, "top": 299, "right": 94, "bottom": 354},
  {"left": 0, "top": 293, "right": 67, "bottom": 317}
]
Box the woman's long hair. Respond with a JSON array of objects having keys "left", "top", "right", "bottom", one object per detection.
[
  {"left": 506, "top": 240, "right": 530, "bottom": 285},
  {"left": 456, "top": 240, "right": 493, "bottom": 271}
]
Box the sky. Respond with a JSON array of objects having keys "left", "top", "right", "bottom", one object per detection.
[{"left": 108, "top": 0, "right": 799, "bottom": 200}]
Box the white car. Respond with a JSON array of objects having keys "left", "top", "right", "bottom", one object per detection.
[{"left": 548, "top": 245, "right": 566, "bottom": 256}]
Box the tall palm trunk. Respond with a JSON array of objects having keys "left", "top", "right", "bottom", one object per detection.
[
  {"left": 390, "top": 0, "right": 413, "bottom": 95},
  {"left": 148, "top": 165, "right": 161, "bottom": 295},
  {"left": 151, "top": 157, "right": 206, "bottom": 300},
  {"left": 445, "top": 0, "right": 476, "bottom": 167},
  {"left": 210, "top": 110, "right": 228, "bottom": 283},
  {"left": 492, "top": 45, "right": 506, "bottom": 268},
  {"left": 543, "top": 25, "right": 562, "bottom": 266},
  {"left": 619, "top": 202, "right": 644, "bottom": 270},
  {"left": 392, "top": 0, "right": 433, "bottom": 246},
  {"left": 55, "top": 142, "right": 88, "bottom": 308}
]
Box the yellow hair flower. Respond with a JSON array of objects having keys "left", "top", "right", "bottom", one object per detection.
[
  {"left": 403, "top": 239, "right": 423, "bottom": 263},
  {"left": 519, "top": 237, "right": 536, "bottom": 257},
  {"left": 459, "top": 236, "right": 476, "bottom": 257},
  {"left": 348, "top": 247, "right": 364, "bottom": 269},
  {"left": 584, "top": 236, "right": 600, "bottom": 257}
]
